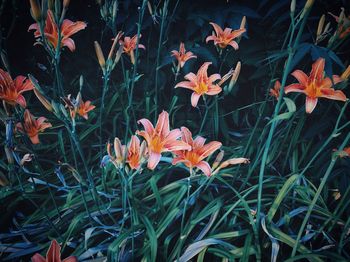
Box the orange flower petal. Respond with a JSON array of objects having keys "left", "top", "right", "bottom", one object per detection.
[
  {"left": 291, "top": 70, "right": 309, "bottom": 86},
  {"left": 196, "top": 160, "right": 211, "bottom": 177},
  {"left": 305, "top": 97, "right": 318, "bottom": 113}
]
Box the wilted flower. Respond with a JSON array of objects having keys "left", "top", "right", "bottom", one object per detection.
[
  {"left": 270, "top": 80, "right": 281, "bottom": 100},
  {"left": 16, "top": 109, "right": 52, "bottom": 144},
  {"left": 29, "top": 10, "right": 87, "bottom": 52},
  {"left": 0, "top": 69, "right": 34, "bottom": 108},
  {"left": 106, "top": 135, "right": 147, "bottom": 170},
  {"left": 329, "top": 9, "right": 350, "bottom": 39},
  {"left": 175, "top": 62, "right": 222, "bottom": 107},
  {"left": 127, "top": 135, "right": 147, "bottom": 170},
  {"left": 206, "top": 22, "right": 246, "bottom": 50},
  {"left": 31, "top": 239, "right": 77, "bottom": 262},
  {"left": 171, "top": 42, "right": 197, "bottom": 69},
  {"left": 63, "top": 93, "right": 95, "bottom": 120},
  {"left": 119, "top": 34, "right": 145, "bottom": 64},
  {"left": 285, "top": 58, "right": 347, "bottom": 113},
  {"left": 172, "top": 127, "right": 222, "bottom": 177},
  {"left": 137, "top": 111, "right": 191, "bottom": 170}
]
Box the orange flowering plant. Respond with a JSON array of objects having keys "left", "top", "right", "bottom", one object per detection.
[
  {"left": 29, "top": 10, "right": 86, "bottom": 52},
  {"left": 3, "top": 1, "right": 350, "bottom": 261},
  {"left": 0, "top": 69, "right": 34, "bottom": 108},
  {"left": 136, "top": 111, "right": 191, "bottom": 170},
  {"left": 175, "top": 62, "right": 222, "bottom": 107},
  {"left": 284, "top": 58, "right": 347, "bottom": 113},
  {"left": 206, "top": 22, "right": 246, "bottom": 50},
  {"left": 16, "top": 109, "right": 51, "bottom": 144}
]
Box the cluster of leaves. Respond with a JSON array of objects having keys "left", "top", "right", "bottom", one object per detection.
[{"left": 1, "top": 0, "right": 350, "bottom": 261}]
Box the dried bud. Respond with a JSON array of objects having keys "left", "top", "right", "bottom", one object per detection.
[
  {"left": 63, "top": 0, "right": 70, "bottom": 9},
  {"left": 341, "top": 65, "right": 350, "bottom": 80},
  {"left": 301, "top": 0, "right": 314, "bottom": 18},
  {"left": 317, "top": 15, "right": 325, "bottom": 38},
  {"left": 30, "top": 0, "right": 42, "bottom": 21},
  {"left": 94, "top": 41, "right": 106, "bottom": 70},
  {"left": 33, "top": 88, "right": 53, "bottom": 112},
  {"left": 240, "top": 16, "right": 246, "bottom": 30},
  {"left": 228, "top": 61, "right": 241, "bottom": 92},
  {"left": 212, "top": 150, "right": 224, "bottom": 169}
]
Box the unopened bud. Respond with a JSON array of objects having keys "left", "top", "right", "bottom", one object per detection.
[
  {"left": 301, "top": 0, "right": 315, "bottom": 18},
  {"left": 30, "top": 0, "right": 42, "bottom": 21},
  {"left": 228, "top": 61, "right": 241, "bottom": 92},
  {"left": 240, "top": 16, "right": 246, "bottom": 30},
  {"left": 94, "top": 41, "right": 106, "bottom": 70},
  {"left": 317, "top": 15, "right": 325, "bottom": 38},
  {"left": 212, "top": 150, "right": 224, "bottom": 169},
  {"left": 34, "top": 88, "right": 53, "bottom": 112},
  {"left": 290, "top": 0, "right": 296, "bottom": 14},
  {"left": 63, "top": 0, "right": 70, "bottom": 8},
  {"left": 341, "top": 65, "right": 350, "bottom": 80}
]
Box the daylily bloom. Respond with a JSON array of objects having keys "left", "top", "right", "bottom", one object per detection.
[
  {"left": 172, "top": 127, "right": 222, "bottom": 177},
  {"left": 175, "top": 62, "right": 222, "bottom": 107},
  {"left": 31, "top": 239, "right": 77, "bottom": 262},
  {"left": 270, "top": 80, "right": 281, "bottom": 100},
  {"left": 329, "top": 9, "right": 350, "bottom": 39},
  {"left": 16, "top": 109, "right": 52, "bottom": 144},
  {"left": 171, "top": 42, "right": 197, "bottom": 69},
  {"left": 76, "top": 100, "right": 95, "bottom": 120},
  {"left": 29, "top": 10, "right": 87, "bottom": 52},
  {"left": 119, "top": 34, "right": 145, "bottom": 64},
  {"left": 0, "top": 69, "right": 34, "bottom": 108},
  {"left": 206, "top": 22, "right": 246, "bottom": 50},
  {"left": 285, "top": 58, "right": 347, "bottom": 113},
  {"left": 137, "top": 111, "right": 191, "bottom": 170}
]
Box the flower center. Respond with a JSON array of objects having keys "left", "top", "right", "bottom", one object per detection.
[
  {"left": 195, "top": 82, "right": 209, "bottom": 94},
  {"left": 184, "top": 151, "right": 200, "bottom": 167},
  {"left": 150, "top": 136, "right": 163, "bottom": 153},
  {"left": 306, "top": 83, "right": 322, "bottom": 98}
]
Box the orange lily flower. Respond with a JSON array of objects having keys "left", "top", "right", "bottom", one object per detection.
[
  {"left": 172, "top": 127, "right": 222, "bottom": 177},
  {"left": 335, "top": 147, "right": 350, "bottom": 158},
  {"left": 76, "top": 99, "right": 95, "bottom": 120},
  {"left": 16, "top": 109, "right": 52, "bottom": 144},
  {"left": 0, "top": 69, "right": 34, "bottom": 108},
  {"left": 137, "top": 111, "right": 191, "bottom": 170},
  {"left": 285, "top": 58, "right": 347, "bottom": 113},
  {"left": 206, "top": 22, "right": 246, "bottom": 50},
  {"left": 31, "top": 239, "right": 77, "bottom": 262},
  {"left": 171, "top": 42, "right": 197, "bottom": 68},
  {"left": 175, "top": 62, "right": 222, "bottom": 107},
  {"left": 270, "top": 80, "right": 281, "bottom": 100},
  {"left": 119, "top": 34, "right": 145, "bottom": 64},
  {"left": 29, "top": 10, "right": 87, "bottom": 52}
]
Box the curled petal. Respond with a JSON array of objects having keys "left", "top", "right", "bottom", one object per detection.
[
  {"left": 191, "top": 92, "right": 201, "bottom": 107},
  {"left": 184, "top": 72, "right": 197, "bottom": 83},
  {"left": 175, "top": 81, "right": 195, "bottom": 90},
  {"left": 209, "top": 22, "right": 224, "bottom": 36},
  {"left": 180, "top": 127, "right": 193, "bottom": 145},
  {"left": 206, "top": 85, "right": 222, "bottom": 95},
  {"left": 164, "top": 140, "right": 191, "bottom": 152},
  {"left": 310, "top": 58, "right": 325, "bottom": 82},
  {"left": 228, "top": 41, "right": 239, "bottom": 50},
  {"left": 137, "top": 118, "right": 154, "bottom": 135},
  {"left": 284, "top": 83, "right": 306, "bottom": 94},
  {"left": 147, "top": 152, "right": 161, "bottom": 170},
  {"left": 320, "top": 89, "right": 347, "bottom": 101},
  {"left": 198, "top": 141, "right": 222, "bottom": 159},
  {"left": 155, "top": 111, "right": 169, "bottom": 136},
  {"left": 16, "top": 95, "right": 27, "bottom": 108},
  {"left": 62, "top": 38, "right": 76, "bottom": 52},
  {"left": 193, "top": 136, "right": 206, "bottom": 148},
  {"left": 31, "top": 254, "right": 46, "bottom": 262},
  {"left": 305, "top": 97, "right": 318, "bottom": 114},
  {"left": 196, "top": 161, "right": 212, "bottom": 177},
  {"left": 208, "top": 73, "right": 221, "bottom": 83},
  {"left": 164, "top": 129, "right": 182, "bottom": 144},
  {"left": 291, "top": 70, "right": 309, "bottom": 86}
]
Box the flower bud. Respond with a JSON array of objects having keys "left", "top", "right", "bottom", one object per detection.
[
  {"left": 317, "top": 15, "right": 325, "bottom": 38},
  {"left": 240, "top": 16, "right": 246, "bottom": 30},
  {"left": 94, "top": 41, "right": 106, "bottom": 70},
  {"left": 341, "top": 65, "right": 350, "bottom": 80},
  {"left": 290, "top": 0, "right": 296, "bottom": 14},
  {"left": 63, "top": 0, "right": 70, "bottom": 9},
  {"left": 228, "top": 61, "right": 241, "bottom": 92},
  {"left": 29, "top": 0, "right": 42, "bottom": 21}
]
